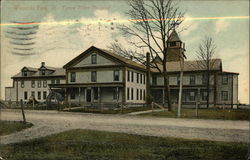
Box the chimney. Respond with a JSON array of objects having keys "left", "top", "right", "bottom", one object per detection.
[{"left": 41, "top": 62, "right": 45, "bottom": 67}]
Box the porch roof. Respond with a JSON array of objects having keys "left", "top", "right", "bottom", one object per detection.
[{"left": 49, "top": 82, "right": 124, "bottom": 88}]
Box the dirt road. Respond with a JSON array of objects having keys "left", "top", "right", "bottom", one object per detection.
[{"left": 0, "top": 109, "right": 249, "bottom": 144}]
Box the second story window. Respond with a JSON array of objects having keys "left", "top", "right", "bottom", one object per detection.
[
  {"left": 56, "top": 79, "right": 60, "bottom": 84},
  {"left": 127, "top": 71, "right": 130, "bottom": 82},
  {"left": 114, "top": 70, "right": 119, "bottom": 81},
  {"left": 21, "top": 81, "right": 25, "bottom": 88},
  {"left": 137, "top": 73, "right": 139, "bottom": 83},
  {"left": 202, "top": 74, "right": 208, "bottom": 85},
  {"left": 31, "top": 80, "right": 35, "bottom": 88},
  {"left": 91, "top": 71, "right": 97, "bottom": 82},
  {"left": 70, "top": 72, "right": 76, "bottom": 82},
  {"left": 91, "top": 54, "right": 97, "bottom": 64},
  {"left": 43, "top": 80, "right": 47, "bottom": 88},
  {"left": 222, "top": 75, "right": 228, "bottom": 85},
  {"left": 143, "top": 75, "right": 145, "bottom": 84},
  {"left": 38, "top": 80, "right": 41, "bottom": 88},
  {"left": 177, "top": 76, "right": 180, "bottom": 85},
  {"left": 140, "top": 74, "right": 142, "bottom": 84},
  {"left": 152, "top": 75, "right": 157, "bottom": 85},
  {"left": 131, "top": 72, "right": 134, "bottom": 82},
  {"left": 190, "top": 75, "right": 196, "bottom": 85}
]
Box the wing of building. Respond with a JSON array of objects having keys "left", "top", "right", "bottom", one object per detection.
[
  {"left": 5, "top": 62, "right": 66, "bottom": 103},
  {"left": 5, "top": 31, "right": 239, "bottom": 108}
]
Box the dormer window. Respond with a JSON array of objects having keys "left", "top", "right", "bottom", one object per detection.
[
  {"left": 169, "top": 42, "right": 176, "bottom": 47},
  {"left": 23, "top": 71, "right": 27, "bottom": 76},
  {"left": 41, "top": 70, "right": 46, "bottom": 75},
  {"left": 91, "top": 54, "right": 97, "bottom": 64}
]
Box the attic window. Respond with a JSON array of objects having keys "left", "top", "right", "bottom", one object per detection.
[
  {"left": 41, "top": 70, "right": 45, "bottom": 75},
  {"left": 91, "top": 54, "right": 97, "bottom": 64},
  {"left": 23, "top": 71, "right": 27, "bottom": 76},
  {"left": 169, "top": 42, "right": 176, "bottom": 47}
]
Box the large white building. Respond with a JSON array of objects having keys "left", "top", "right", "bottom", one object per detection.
[
  {"left": 5, "top": 31, "right": 239, "bottom": 108},
  {"left": 5, "top": 62, "right": 65, "bottom": 103}
]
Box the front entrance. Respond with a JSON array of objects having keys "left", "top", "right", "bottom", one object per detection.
[{"left": 86, "top": 89, "right": 91, "bottom": 102}]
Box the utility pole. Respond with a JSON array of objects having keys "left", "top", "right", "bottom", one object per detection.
[{"left": 20, "top": 99, "right": 26, "bottom": 124}]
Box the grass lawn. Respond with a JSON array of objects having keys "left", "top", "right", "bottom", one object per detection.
[
  {"left": 0, "top": 121, "right": 33, "bottom": 136},
  {"left": 0, "top": 129, "right": 247, "bottom": 160},
  {"left": 142, "top": 108, "right": 249, "bottom": 120}
]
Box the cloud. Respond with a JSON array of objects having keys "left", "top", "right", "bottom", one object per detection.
[
  {"left": 215, "top": 19, "right": 230, "bottom": 33},
  {"left": 177, "top": 14, "right": 199, "bottom": 37}
]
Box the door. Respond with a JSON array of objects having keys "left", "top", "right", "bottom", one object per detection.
[{"left": 86, "top": 89, "right": 91, "bottom": 102}]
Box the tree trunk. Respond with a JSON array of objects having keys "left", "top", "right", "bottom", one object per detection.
[
  {"left": 206, "top": 71, "right": 210, "bottom": 108},
  {"left": 163, "top": 61, "right": 172, "bottom": 111},
  {"left": 177, "top": 71, "right": 183, "bottom": 117}
]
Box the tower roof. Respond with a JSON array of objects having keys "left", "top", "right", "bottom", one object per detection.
[{"left": 168, "top": 30, "right": 181, "bottom": 42}]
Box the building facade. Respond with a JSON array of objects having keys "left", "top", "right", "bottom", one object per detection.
[
  {"left": 5, "top": 62, "right": 66, "bottom": 103},
  {"left": 5, "top": 31, "right": 239, "bottom": 108}
]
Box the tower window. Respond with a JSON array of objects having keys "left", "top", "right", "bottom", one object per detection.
[{"left": 169, "top": 42, "right": 176, "bottom": 47}]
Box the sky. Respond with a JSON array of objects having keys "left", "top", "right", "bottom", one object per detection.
[{"left": 1, "top": 0, "right": 249, "bottom": 104}]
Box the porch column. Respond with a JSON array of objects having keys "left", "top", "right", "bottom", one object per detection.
[
  {"left": 116, "top": 87, "right": 119, "bottom": 103},
  {"left": 98, "top": 87, "right": 100, "bottom": 103},
  {"left": 78, "top": 87, "right": 81, "bottom": 105},
  {"left": 162, "top": 88, "right": 165, "bottom": 106},
  {"left": 84, "top": 88, "right": 87, "bottom": 103}
]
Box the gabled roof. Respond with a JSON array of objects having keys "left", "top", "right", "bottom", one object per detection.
[
  {"left": 21, "top": 67, "right": 37, "bottom": 72},
  {"left": 168, "top": 30, "right": 181, "bottom": 42},
  {"left": 12, "top": 66, "right": 65, "bottom": 79},
  {"left": 63, "top": 46, "right": 146, "bottom": 70},
  {"left": 151, "top": 59, "right": 222, "bottom": 73}
]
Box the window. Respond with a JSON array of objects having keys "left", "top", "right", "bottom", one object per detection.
[
  {"left": 201, "top": 90, "right": 207, "bottom": 101},
  {"left": 31, "top": 91, "right": 35, "bottom": 98},
  {"left": 21, "top": 81, "right": 24, "bottom": 88},
  {"left": 41, "top": 70, "right": 45, "bottom": 75},
  {"left": 93, "top": 88, "right": 98, "bottom": 100},
  {"left": 70, "top": 91, "right": 75, "bottom": 99},
  {"left": 189, "top": 91, "right": 195, "bottom": 101},
  {"left": 51, "top": 79, "right": 55, "bottom": 84},
  {"left": 70, "top": 72, "right": 76, "bottom": 82},
  {"left": 143, "top": 90, "right": 145, "bottom": 100},
  {"left": 202, "top": 74, "right": 208, "bottom": 85},
  {"left": 114, "top": 70, "right": 119, "bottom": 81},
  {"left": 23, "top": 71, "right": 27, "bottom": 76},
  {"left": 140, "top": 89, "right": 142, "bottom": 100},
  {"left": 140, "top": 74, "right": 142, "bottom": 84},
  {"left": 38, "top": 91, "right": 41, "bottom": 100},
  {"left": 137, "top": 73, "right": 139, "bottom": 83},
  {"left": 91, "top": 54, "right": 97, "bottom": 64},
  {"left": 127, "top": 88, "right": 130, "bottom": 100},
  {"left": 127, "top": 71, "right": 130, "bottom": 82},
  {"left": 43, "top": 80, "right": 47, "bottom": 88},
  {"left": 177, "top": 76, "right": 180, "bottom": 85},
  {"left": 169, "top": 42, "right": 176, "bottom": 47},
  {"left": 38, "top": 80, "right": 41, "bottom": 88},
  {"left": 222, "top": 75, "right": 228, "bottom": 84},
  {"left": 152, "top": 75, "right": 157, "bottom": 85},
  {"left": 143, "top": 75, "right": 145, "bottom": 84},
  {"left": 56, "top": 79, "right": 60, "bottom": 84},
  {"left": 190, "top": 75, "right": 196, "bottom": 85},
  {"left": 136, "top": 89, "right": 139, "bottom": 100},
  {"left": 43, "top": 91, "right": 47, "bottom": 100},
  {"left": 113, "top": 88, "right": 118, "bottom": 100},
  {"left": 91, "top": 71, "right": 97, "bottom": 82},
  {"left": 221, "top": 91, "right": 228, "bottom": 101},
  {"left": 24, "top": 91, "right": 28, "bottom": 100},
  {"left": 131, "top": 88, "right": 134, "bottom": 100},
  {"left": 31, "top": 80, "right": 35, "bottom": 88},
  {"left": 131, "top": 72, "right": 134, "bottom": 82}
]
